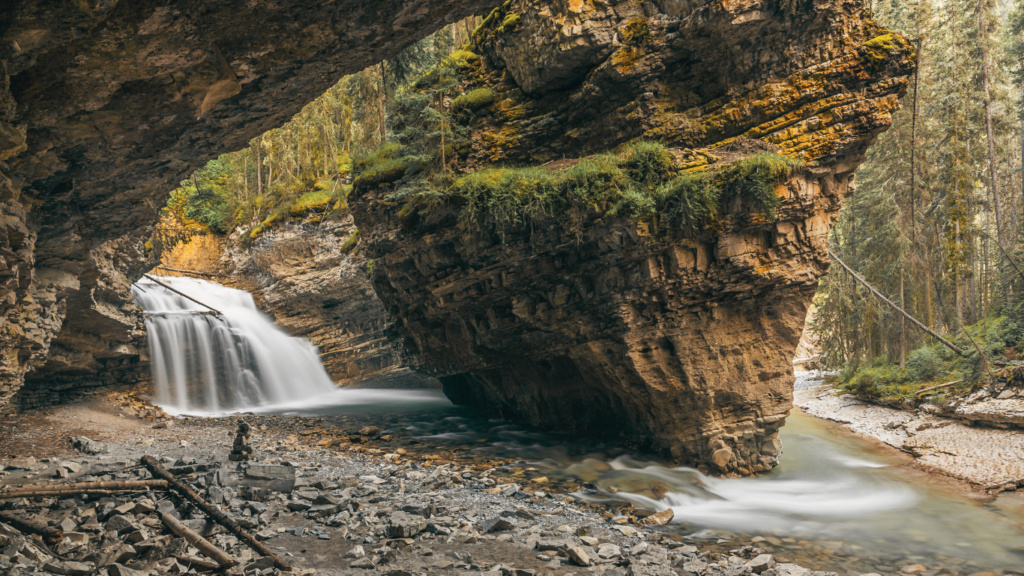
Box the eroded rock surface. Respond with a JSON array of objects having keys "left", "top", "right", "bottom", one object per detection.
[
  {"left": 350, "top": 0, "right": 915, "bottom": 471},
  {"left": 0, "top": 0, "right": 497, "bottom": 409}
]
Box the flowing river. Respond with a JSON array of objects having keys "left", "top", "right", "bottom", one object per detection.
[{"left": 132, "top": 276, "right": 1024, "bottom": 575}]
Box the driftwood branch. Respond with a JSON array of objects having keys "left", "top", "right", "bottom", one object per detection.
[
  {"left": 161, "top": 512, "right": 238, "bottom": 569},
  {"left": 0, "top": 511, "right": 63, "bottom": 544},
  {"left": 2, "top": 489, "right": 156, "bottom": 499},
  {"left": 1, "top": 479, "right": 170, "bottom": 500},
  {"left": 142, "top": 274, "right": 223, "bottom": 316},
  {"left": 141, "top": 455, "right": 292, "bottom": 572},
  {"left": 154, "top": 266, "right": 220, "bottom": 278},
  {"left": 915, "top": 380, "right": 961, "bottom": 397},
  {"left": 829, "top": 250, "right": 968, "bottom": 357},
  {"left": 1, "top": 480, "right": 168, "bottom": 494}
]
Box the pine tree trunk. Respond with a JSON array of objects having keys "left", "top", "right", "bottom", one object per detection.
[
  {"left": 979, "top": 2, "right": 1006, "bottom": 300},
  {"left": 377, "top": 63, "right": 387, "bottom": 144},
  {"left": 900, "top": 269, "right": 906, "bottom": 366},
  {"left": 256, "top": 143, "right": 263, "bottom": 197}
]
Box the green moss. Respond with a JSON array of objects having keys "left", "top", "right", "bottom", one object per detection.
[
  {"left": 352, "top": 144, "right": 414, "bottom": 189},
  {"left": 862, "top": 34, "right": 898, "bottom": 64},
  {"left": 249, "top": 224, "right": 264, "bottom": 239},
  {"left": 447, "top": 50, "right": 480, "bottom": 68},
  {"left": 496, "top": 12, "right": 521, "bottom": 35},
  {"left": 261, "top": 207, "right": 288, "bottom": 228},
  {"left": 452, "top": 88, "right": 495, "bottom": 114},
  {"left": 289, "top": 190, "right": 332, "bottom": 216},
  {"left": 340, "top": 230, "right": 360, "bottom": 253},
  {"left": 620, "top": 140, "right": 673, "bottom": 185},
  {"left": 621, "top": 18, "right": 651, "bottom": 47}
]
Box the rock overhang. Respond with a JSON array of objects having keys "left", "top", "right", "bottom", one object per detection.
[{"left": 346, "top": 0, "right": 915, "bottom": 473}]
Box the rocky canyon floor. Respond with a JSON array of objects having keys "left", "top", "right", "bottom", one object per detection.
[{"left": 2, "top": 388, "right": 1024, "bottom": 576}]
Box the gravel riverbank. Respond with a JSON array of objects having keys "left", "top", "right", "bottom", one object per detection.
[{"left": 794, "top": 372, "right": 1024, "bottom": 492}]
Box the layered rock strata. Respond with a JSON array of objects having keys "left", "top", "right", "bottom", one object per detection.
[
  {"left": 0, "top": 0, "right": 497, "bottom": 409},
  {"left": 350, "top": 0, "right": 915, "bottom": 471}
]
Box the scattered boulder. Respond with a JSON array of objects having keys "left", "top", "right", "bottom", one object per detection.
[
  {"left": 480, "top": 517, "right": 514, "bottom": 533},
  {"left": 70, "top": 436, "right": 107, "bottom": 455}
]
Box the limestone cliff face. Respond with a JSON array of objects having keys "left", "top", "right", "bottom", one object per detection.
[
  {"left": 350, "top": 0, "right": 915, "bottom": 471},
  {"left": 223, "top": 219, "right": 434, "bottom": 388},
  {"left": 0, "top": 0, "right": 496, "bottom": 409}
]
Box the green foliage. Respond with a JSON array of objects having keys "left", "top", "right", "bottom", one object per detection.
[
  {"left": 905, "top": 347, "right": 943, "bottom": 382},
  {"left": 652, "top": 172, "right": 721, "bottom": 236},
  {"left": 392, "top": 141, "right": 796, "bottom": 237},
  {"left": 835, "top": 316, "right": 1012, "bottom": 401},
  {"left": 620, "top": 140, "right": 673, "bottom": 186},
  {"left": 721, "top": 153, "right": 803, "bottom": 221}
]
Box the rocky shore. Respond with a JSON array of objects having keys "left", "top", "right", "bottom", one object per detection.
[{"left": 0, "top": 391, "right": 847, "bottom": 576}]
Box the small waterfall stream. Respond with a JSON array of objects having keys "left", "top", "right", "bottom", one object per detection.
[{"left": 131, "top": 275, "right": 338, "bottom": 415}]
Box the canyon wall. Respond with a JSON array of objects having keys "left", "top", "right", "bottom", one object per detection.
[
  {"left": 0, "top": 0, "right": 497, "bottom": 410},
  {"left": 349, "top": 0, "right": 915, "bottom": 472}
]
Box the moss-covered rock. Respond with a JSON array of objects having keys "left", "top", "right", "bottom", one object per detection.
[
  {"left": 290, "top": 190, "right": 333, "bottom": 216},
  {"left": 452, "top": 88, "right": 495, "bottom": 114}
]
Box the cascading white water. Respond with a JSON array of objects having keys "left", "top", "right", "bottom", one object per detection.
[{"left": 131, "top": 275, "right": 338, "bottom": 415}]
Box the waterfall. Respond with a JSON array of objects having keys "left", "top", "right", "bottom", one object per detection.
[{"left": 131, "top": 275, "right": 337, "bottom": 415}]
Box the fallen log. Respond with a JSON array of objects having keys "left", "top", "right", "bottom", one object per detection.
[
  {"left": 1, "top": 489, "right": 157, "bottom": 499},
  {"left": 154, "top": 266, "right": 220, "bottom": 278},
  {"left": 0, "top": 480, "right": 168, "bottom": 494},
  {"left": 0, "top": 511, "right": 63, "bottom": 544},
  {"left": 829, "top": 251, "right": 968, "bottom": 357},
  {"left": 142, "top": 274, "right": 223, "bottom": 316},
  {"left": 915, "top": 381, "right": 961, "bottom": 397},
  {"left": 161, "top": 512, "right": 238, "bottom": 569},
  {"left": 141, "top": 455, "right": 293, "bottom": 572}
]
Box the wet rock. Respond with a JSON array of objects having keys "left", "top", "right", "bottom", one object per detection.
[{"left": 638, "top": 508, "right": 674, "bottom": 526}]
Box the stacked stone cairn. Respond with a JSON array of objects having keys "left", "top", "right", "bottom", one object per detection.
[{"left": 229, "top": 419, "right": 253, "bottom": 461}]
